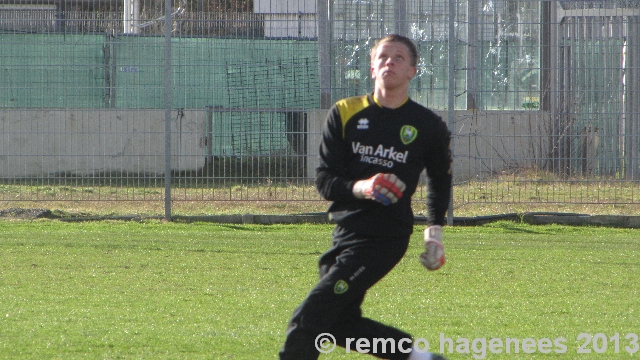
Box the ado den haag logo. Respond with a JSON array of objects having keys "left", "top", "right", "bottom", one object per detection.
[
  {"left": 400, "top": 125, "right": 418, "bottom": 145},
  {"left": 334, "top": 280, "right": 349, "bottom": 294}
]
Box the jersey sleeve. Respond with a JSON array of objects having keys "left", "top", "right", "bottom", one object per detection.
[
  {"left": 315, "top": 106, "right": 358, "bottom": 201},
  {"left": 425, "top": 117, "right": 453, "bottom": 226}
]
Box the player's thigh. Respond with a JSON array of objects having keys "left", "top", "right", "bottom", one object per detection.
[{"left": 331, "top": 237, "right": 410, "bottom": 291}]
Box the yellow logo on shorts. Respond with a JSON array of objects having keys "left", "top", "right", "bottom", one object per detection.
[{"left": 334, "top": 280, "right": 349, "bottom": 294}]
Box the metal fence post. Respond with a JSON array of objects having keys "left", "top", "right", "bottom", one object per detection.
[
  {"left": 317, "top": 0, "right": 332, "bottom": 109},
  {"left": 447, "top": 0, "right": 456, "bottom": 226},
  {"left": 164, "top": 0, "right": 172, "bottom": 221}
]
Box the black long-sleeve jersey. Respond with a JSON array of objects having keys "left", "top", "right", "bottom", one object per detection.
[{"left": 315, "top": 94, "right": 452, "bottom": 237}]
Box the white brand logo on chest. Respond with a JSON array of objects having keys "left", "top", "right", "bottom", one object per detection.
[
  {"left": 357, "top": 118, "right": 369, "bottom": 130},
  {"left": 352, "top": 142, "right": 408, "bottom": 163}
]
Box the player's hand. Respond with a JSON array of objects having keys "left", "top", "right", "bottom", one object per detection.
[
  {"left": 420, "top": 225, "right": 446, "bottom": 270},
  {"left": 352, "top": 173, "right": 406, "bottom": 206}
]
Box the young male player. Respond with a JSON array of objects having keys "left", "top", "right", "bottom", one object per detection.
[{"left": 279, "top": 34, "right": 452, "bottom": 360}]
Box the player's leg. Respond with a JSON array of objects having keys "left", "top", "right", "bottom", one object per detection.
[
  {"left": 280, "top": 228, "right": 411, "bottom": 359},
  {"left": 279, "top": 231, "right": 359, "bottom": 359},
  {"left": 331, "top": 307, "right": 413, "bottom": 359},
  {"left": 327, "top": 236, "right": 413, "bottom": 360},
  {"left": 317, "top": 232, "right": 449, "bottom": 360},
  {"left": 329, "top": 292, "right": 449, "bottom": 360}
]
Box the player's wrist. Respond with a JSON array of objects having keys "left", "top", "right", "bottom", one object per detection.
[
  {"left": 421, "top": 225, "right": 445, "bottom": 271},
  {"left": 352, "top": 180, "right": 368, "bottom": 199},
  {"left": 424, "top": 225, "right": 443, "bottom": 242}
]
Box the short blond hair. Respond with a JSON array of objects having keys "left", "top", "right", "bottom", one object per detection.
[{"left": 370, "top": 34, "right": 418, "bottom": 67}]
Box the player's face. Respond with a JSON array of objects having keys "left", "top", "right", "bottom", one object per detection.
[{"left": 370, "top": 41, "right": 417, "bottom": 91}]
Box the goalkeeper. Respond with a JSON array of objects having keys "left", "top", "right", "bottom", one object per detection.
[{"left": 279, "top": 34, "right": 452, "bottom": 360}]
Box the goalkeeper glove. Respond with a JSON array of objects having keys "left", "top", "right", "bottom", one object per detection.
[
  {"left": 420, "top": 225, "right": 446, "bottom": 271},
  {"left": 352, "top": 173, "right": 406, "bottom": 206}
]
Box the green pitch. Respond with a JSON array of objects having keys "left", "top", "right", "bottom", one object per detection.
[{"left": 0, "top": 220, "right": 638, "bottom": 359}]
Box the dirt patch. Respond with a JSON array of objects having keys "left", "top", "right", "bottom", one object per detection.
[{"left": 0, "top": 208, "right": 53, "bottom": 219}]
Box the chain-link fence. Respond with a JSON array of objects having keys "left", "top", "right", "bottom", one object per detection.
[{"left": 1, "top": 0, "right": 639, "bottom": 218}]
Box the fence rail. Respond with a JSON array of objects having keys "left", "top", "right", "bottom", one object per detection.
[
  {"left": 0, "top": 8, "right": 264, "bottom": 36},
  {"left": 1, "top": 0, "right": 640, "bottom": 218}
]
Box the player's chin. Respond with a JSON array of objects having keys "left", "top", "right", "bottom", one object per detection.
[{"left": 379, "top": 78, "right": 405, "bottom": 89}]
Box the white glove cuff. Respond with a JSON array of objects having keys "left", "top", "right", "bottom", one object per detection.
[
  {"left": 352, "top": 180, "right": 366, "bottom": 199},
  {"left": 424, "top": 225, "right": 443, "bottom": 242}
]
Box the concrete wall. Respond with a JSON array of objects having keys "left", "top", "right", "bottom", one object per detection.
[
  {"left": 1, "top": 108, "right": 550, "bottom": 181},
  {"left": 0, "top": 109, "right": 206, "bottom": 177},
  {"left": 451, "top": 110, "right": 551, "bottom": 181}
]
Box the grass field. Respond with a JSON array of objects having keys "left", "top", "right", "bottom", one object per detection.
[{"left": 0, "top": 220, "right": 638, "bottom": 359}]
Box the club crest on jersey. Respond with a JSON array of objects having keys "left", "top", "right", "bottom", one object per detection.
[
  {"left": 334, "top": 280, "right": 349, "bottom": 294},
  {"left": 400, "top": 125, "right": 418, "bottom": 145}
]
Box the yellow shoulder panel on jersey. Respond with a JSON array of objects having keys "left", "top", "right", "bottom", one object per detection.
[{"left": 335, "top": 95, "right": 371, "bottom": 138}]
